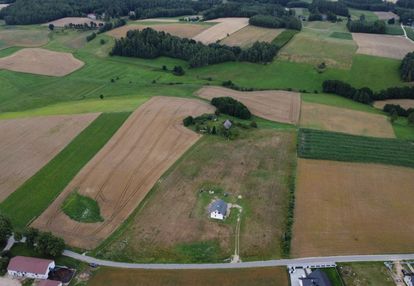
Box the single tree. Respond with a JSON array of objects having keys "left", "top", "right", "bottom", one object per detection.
[{"left": 48, "top": 24, "right": 55, "bottom": 31}]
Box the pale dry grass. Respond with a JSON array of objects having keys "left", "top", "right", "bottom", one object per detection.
[
  {"left": 292, "top": 159, "right": 414, "bottom": 257},
  {"left": 300, "top": 102, "right": 395, "bottom": 138},
  {"left": 374, "top": 99, "right": 414, "bottom": 110},
  {"left": 44, "top": 17, "right": 103, "bottom": 27},
  {"left": 220, "top": 26, "right": 284, "bottom": 47},
  {"left": 0, "top": 29, "right": 49, "bottom": 50},
  {"left": 193, "top": 18, "right": 249, "bottom": 44}
]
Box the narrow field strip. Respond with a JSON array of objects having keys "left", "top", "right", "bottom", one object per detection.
[
  {"left": 298, "top": 128, "right": 414, "bottom": 168},
  {"left": 0, "top": 112, "right": 131, "bottom": 228}
]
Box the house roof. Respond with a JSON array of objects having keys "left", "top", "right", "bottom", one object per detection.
[
  {"left": 208, "top": 199, "right": 228, "bottom": 215},
  {"left": 300, "top": 269, "right": 332, "bottom": 286},
  {"left": 39, "top": 280, "right": 62, "bottom": 286},
  {"left": 8, "top": 256, "right": 54, "bottom": 275}
]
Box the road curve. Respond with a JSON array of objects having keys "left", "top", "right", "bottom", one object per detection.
[{"left": 63, "top": 250, "right": 414, "bottom": 269}]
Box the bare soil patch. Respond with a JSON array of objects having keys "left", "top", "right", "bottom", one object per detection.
[
  {"left": 374, "top": 11, "right": 399, "bottom": 20},
  {"left": 197, "top": 86, "right": 301, "bottom": 124},
  {"left": 353, "top": 33, "right": 414, "bottom": 59},
  {"left": 0, "top": 113, "right": 98, "bottom": 202},
  {"left": 32, "top": 97, "right": 214, "bottom": 249},
  {"left": 220, "top": 26, "right": 284, "bottom": 47},
  {"left": 44, "top": 17, "right": 103, "bottom": 27},
  {"left": 108, "top": 23, "right": 210, "bottom": 39},
  {"left": 0, "top": 29, "right": 49, "bottom": 50},
  {"left": 0, "top": 48, "right": 84, "bottom": 76},
  {"left": 300, "top": 102, "right": 395, "bottom": 138},
  {"left": 193, "top": 18, "right": 249, "bottom": 44},
  {"left": 374, "top": 99, "right": 414, "bottom": 110},
  {"left": 292, "top": 159, "right": 414, "bottom": 257}
]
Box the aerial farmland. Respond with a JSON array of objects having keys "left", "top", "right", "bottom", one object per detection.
[{"left": 0, "top": 0, "right": 413, "bottom": 285}]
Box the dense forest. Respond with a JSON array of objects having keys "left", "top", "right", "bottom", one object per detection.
[
  {"left": 346, "top": 19, "right": 386, "bottom": 33},
  {"left": 343, "top": 0, "right": 391, "bottom": 11},
  {"left": 249, "top": 14, "right": 302, "bottom": 30},
  {"left": 111, "top": 28, "right": 279, "bottom": 67},
  {"left": 400, "top": 52, "right": 414, "bottom": 82},
  {"left": 309, "top": 0, "right": 349, "bottom": 16}
]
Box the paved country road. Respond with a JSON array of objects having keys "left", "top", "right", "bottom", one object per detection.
[{"left": 63, "top": 250, "right": 414, "bottom": 269}]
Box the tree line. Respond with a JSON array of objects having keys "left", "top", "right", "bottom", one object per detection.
[
  {"left": 309, "top": 0, "right": 349, "bottom": 16},
  {"left": 400, "top": 52, "right": 414, "bottom": 82},
  {"left": 211, "top": 97, "right": 252, "bottom": 119},
  {"left": 343, "top": 0, "right": 391, "bottom": 11},
  {"left": 383, "top": 104, "right": 414, "bottom": 117},
  {"left": 111, "top": 28, "right": 280, "bottom": 67},
  {"left": 346, "top": 18, "right": 386, "bottom": 34},
  {"left": 249, "top": 14, "right": 302, "bottom": 30}
]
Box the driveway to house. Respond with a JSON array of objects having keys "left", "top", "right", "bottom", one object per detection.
[{"left": 63, "top": 250, "right": 414, "bottom": 270}]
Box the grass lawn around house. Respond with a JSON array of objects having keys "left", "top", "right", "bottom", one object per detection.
[{"left": 338, "top": 262, "right": 394, "bottom": 286}]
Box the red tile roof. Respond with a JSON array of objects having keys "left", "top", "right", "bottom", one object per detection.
[
  {"left": 7, "top": 256, "right": 54, "bottom": 274},
  {"left": 38, "top": 280, "right": 62, "bottom": 286}
]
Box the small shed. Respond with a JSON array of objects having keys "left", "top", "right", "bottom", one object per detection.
[
  {"left": 209, "top": 199, "right": 228, "bottom": 220},
  {"left": 223, "top": 120, "right": 232, "bottom": 130}
]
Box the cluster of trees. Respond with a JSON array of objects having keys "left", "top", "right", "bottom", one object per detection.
[
  {"left": 131, "top": 8, "right": 195, "bottom": 20},
  {"left": 400, "top": 52, "right": 414, "bottom": 82},
  {"left": 111, "top": 28, "right": 279, "bottom": 67},
  {"left": 211, "top": 97, "right": 252, "bottom": 119},
  {"left": 24, "top": 228, "right": 65, "bottom": 258},
  {"left": 383, "top": 104, "right": 414, "bottom": 117},
  {"left": 346, "top": 19, "right": 386, "bottom": 34},
  {"left": 343, "top": 0, "right": 391, "bottom": 11},
  {"left": 287, "top": 1, "right": 310, "bottom": 8},
  {"left": 249, "top": 14, "right": 302, "bottom": 30},
  {"left": 309, "top": 0, "right": 349, "bottom": 16},
  {"left": 66, "top": 21, "right": 101, "bottom": 30},
  {"left": 97, "top": 18, "right": 126, "bottom": 33},
  {"left": 397, "top": 0, "right": 414, "bottom": 9},
  {"left": 308, "top": 11, "right": 338, "bottom": 22},
  {"left": 322, "top": 80, "right": 374, "bottom": 104}
]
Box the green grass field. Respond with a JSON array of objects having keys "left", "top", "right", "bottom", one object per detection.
[
  {"left": 329, "top": 32, "right": 353, "bottom": 40},
  {"left": 339, "top": 262, "right": 394, "bottom": 286},
  {"left": 62, "top": 191, "right": 104, "bottom": 223},
  {"left": 298, "top": 128, "right": 414, "bottom": 168},
  {"left": 349, "top": 8, "right": 378, "bottom": 22},
  {"left": 392, "top": 117, "right": 414, "bottom": 140},
  {"left": 0, "top": 112, "right": 130, "bottom": 229}
]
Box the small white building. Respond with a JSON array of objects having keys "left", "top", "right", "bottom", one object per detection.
[
  {"left": 405, "top": 274, "right": 414, "bottom": 286},
  {"left": 209, "top": 199, "right": 228, "bottom": 220},
  {"left": 8, "top": 256, "right": 55, "bottom": 280},
  {"left": 87, "top": 13, "right": 97, "bottom": 20}
]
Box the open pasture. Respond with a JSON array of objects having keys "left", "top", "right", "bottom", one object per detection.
[
  {"left": 220, "top": 26, "right": 284, "bottom": 47},
  {"left": 0, "top": 114, "right": 98, "bottom": 202},
  {"left": 0, "top": 48, "right": 84, "bottom": 76},
  {"left": 95, "top": 129, "right": 296, "bottom": 262},
  {"left": 88, "top": 267, "right": 289, "bottom": 286},
  {"left": 300, "top": 102, "right": 394, "bottom": 138},
  {"left": 197, "top": 86, "right": 301, "bottom": 124},
  {"left": 374, "top": 99, "right": 414, "bottom": 110},
  {"left": 353, "top": 33, "right": 414, "bottom": 59},
  {"left": 108, "top": 23, "right": 210, "bottom": 39},
  {"left": 193, "top": 18, "right": 249, "bottom": 44},
  {"left": 0, "top": 27, "right": 49, "bottom": 50},
  {"left": 32, "top": 97, "right": 214, "bottom": 249},
  {"left": 292, "top": 159, "right": 414, "bottom": 257},
  {"left": 44, "top": 17, "right": 103, "bottom": 27}
]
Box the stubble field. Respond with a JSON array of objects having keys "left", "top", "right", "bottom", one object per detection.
[
  {"left": 220, "top": 26, "right": 284, "bottom": 47},
  {"left": 193, "top": 18, "right": 249, "bottom": 44}
]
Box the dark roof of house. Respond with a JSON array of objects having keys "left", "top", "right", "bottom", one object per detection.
[
  {"left": 300, "top": 269, "right": 332, "bottom": 286},
  {"left": 39, "top": 280, "right": 62, "bottom": 286},
  {"left": 8, "top": 256, "right": 54, "bottom": 275},
  {"left": 208, "top": 199, "right": 228, "bottom": 215}
]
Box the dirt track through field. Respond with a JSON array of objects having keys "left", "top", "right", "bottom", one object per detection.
[
  {"left": 353, "top": 33, "right": 414, "bottom": 59},
  {"left": 44, "top": 17, "right": 103, "bottom": 27},
  {"left": 32, "top": 97, "right": 214, "bottom": 249},
  {"left": 300, "top": 102, "right": 395, "bottom": 138},
  {"left": 0, "top": 48, "right": 84, "bottom": 76},
  {"left": 197, "top": 86, "right": 301, "bottom": 124},
  {"left": 292, "top": 159, "right": 414, "bottom": 257},
  {"left": 193, "top": 18, "right": 249, "bottom": 44},
  {"left": 0, "top": 114, "right": 98, "bottom": 202},
  {"left": 374, "top": 99, "right": 414, "bottom": 110}
]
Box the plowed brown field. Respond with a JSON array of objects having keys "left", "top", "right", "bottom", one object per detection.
[
  {"left": 197, "top": 86, "right": 301, "bottom": 124},
  {"left": 0, "top": 48, "right": 84, "bottom": 76},
  {"left": 300, "top": 102, "right": 395, "bottom": 138},
  {"left": 0, "top": 114, "right": 98, "bottom": 202},
  {"left": 32, "top": 97, "right": 214, "bottom": 249},
  {"left": 292, "top": 159, "right": 414, "bottom": 257}
]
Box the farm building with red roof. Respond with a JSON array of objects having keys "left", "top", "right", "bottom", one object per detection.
[{"left": 7, "top": 256, "right": 55, "bottom": 279}]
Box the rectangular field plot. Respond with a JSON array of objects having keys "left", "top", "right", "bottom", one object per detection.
[
  {"left": 298, "top": 128, "right": 414, "bottom": 169},
  {"left": 193, "top": 18, "right": 249, "bottom": 44},
  {"left": 220, "top": 26, "right": 284, "bottom": 47},
  {"left": 292, "top": 159, "right": 414, "bottom": 257},
  {"left": 32, "top": 97, "right": 214, "bottom": 249}
]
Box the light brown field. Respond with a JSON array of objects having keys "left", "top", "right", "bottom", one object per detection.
[
  {"left": 44, "top": 17, "right": 103, "bottom": 27},
  {"left": 374, "top": 99, "right": 414, "bottom": 110},
  {"left": 137, "top": 18, "right": 180, "bottom": 23},
  {"left": 220, "top": 26, "right": 284, "bottom": 47},
  {"left": 353, "top": 33, "right": 414, "bottom": 59},
  {"left": 197, "top": 86, "right": 301, "bottom": 124},
  {"left": 374, "top": 11, "right": 399, "bottom": 20},
  {"left": 0, "top": 29, "right": 49, "bottom": 50},
  {"left": 32, "top": 97, "right": 214, "bottom": 249},
  {"left": 193, "top": 18, "right": 249, "bottom": 44},
  {"left": 107, "top": 23, "right": 210, "bottom": 39},
  {"left": 300, "top": 102, "right": 395, "bottom": 138},
  {"left": 0, "top": 48, "right": 84, "bottom": 76},
  {"left": 292, "top": 159, "right": 414, "bottom": 257},
  {"left": 0, "top": 114, "right": 98, "bottom": 202},
  {"left": 88, "top": 267, "right": 289, "bottom": 286}
]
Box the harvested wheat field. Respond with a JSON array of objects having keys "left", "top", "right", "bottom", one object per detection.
[
  {"left": 44, "top": 17, "right": 103, "bottom": 27},
  {"left": 374, "top": 99, "right": 414, "bottom": 110},
  {"left": 220, "top": 26, "right": 284, "bottom": 47},
  {"left": 32, "top": 97, "right": 214, "bottom": 249},
  {"left": 0, "top": 48, "right": 84, "bottom": 76},
  {"left": 374, "top": 11, "right": 399, "bottom": 20},
  {"left": 193, "top": 18, "right": 249, "bottom": 44},
  {"left": 197, "top": 86, "right": 301, "bottom": 124},
  {"left": 0, "top": 29, "right": 49, "bottom": 50},
  {"left": 353, "top": 33, "right": 414, "bottom": 59},
  {"left": 0, "top": 114, "right": 98, "bottom": 202},
  {"left": 300, "top": 102, "right": 395, "bottom": 138},
  {"left": 292, "top": 159, "right": 414, "bottom": 257},
  {"left": 108, "top": 23, "right": 210, "bottom": 39}
]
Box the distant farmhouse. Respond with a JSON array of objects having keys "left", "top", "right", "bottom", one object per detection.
[
  {"left": 209, "top": 199, "right": 228, "bottom": 220},
  {"left": 7, "top": 256, "right": 55, "bottom": 280},
  {"left": 300, "top": 269, "right": 332, "bottom": 286}
]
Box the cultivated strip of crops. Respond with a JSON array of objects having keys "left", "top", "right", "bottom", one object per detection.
[{"left": 298, "top": 128, "right": 414, "bottom": 168}]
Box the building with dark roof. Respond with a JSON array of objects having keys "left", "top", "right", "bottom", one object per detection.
[
  {"left": 7, "top": 256, "right": 55, "bottom": 280},
  {"left": 300, "top": 269, "right": 332, "bottom": 286},
  {"left": 209, "top": 199, "right": 228, "bottom": 220}
]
